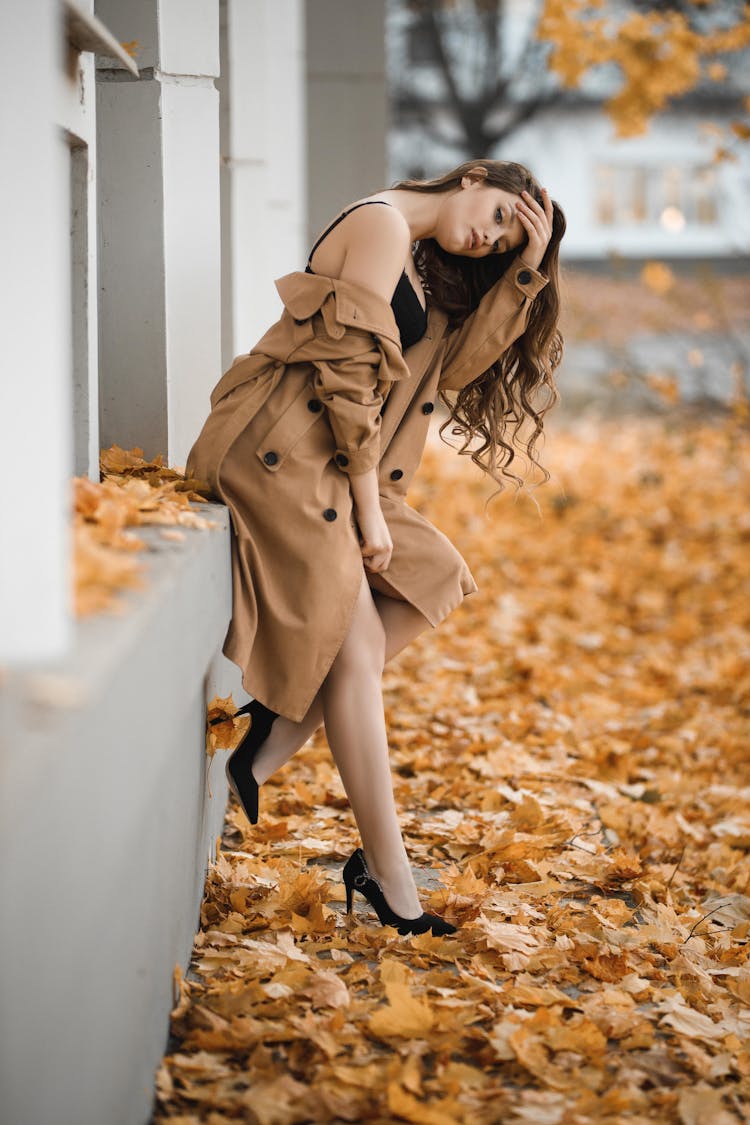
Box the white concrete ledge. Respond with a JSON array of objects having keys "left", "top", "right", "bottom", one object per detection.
[{"left": 0, "top": 502, "right": 236, "bottom": 1125}]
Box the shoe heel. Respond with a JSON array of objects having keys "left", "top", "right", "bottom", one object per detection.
[
  {"left": 225, "top": 756, "right": 257, "bottom": 825},
  {"left": 218, "top": 698, "right": 278, "bottom": 826},
  {"left": 341, "top": 846, "right": 458, "bottom": 937}
]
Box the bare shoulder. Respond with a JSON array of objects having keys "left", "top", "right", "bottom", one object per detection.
[{"left": 336, "top": 203, "right": 412, "bottom": 303}]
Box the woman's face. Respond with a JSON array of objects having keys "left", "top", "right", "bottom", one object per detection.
[{"left": 437, "top": 177, "right": 527, "bottom": 258}]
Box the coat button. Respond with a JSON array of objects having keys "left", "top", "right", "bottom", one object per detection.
[
  {"left": 323, "top": 508, "right": 337, "bottom": 521},
  {"left": 335, "top": 452, "right": 349, "bottom": 467},
  {"left": 421, "top": 401, "right": 434, "bottom": 414},
  {"left": 390, "top": 469, "right": 403, "bottom": 481},
  {"left": 263, "top": 451, "right": 279, "bottom": 465},
  {"left": 517, "top": 269, "right": 532, "bottom": 285},
  {"left": 307, "top": 398, "right": 322, "bottom": 412}
]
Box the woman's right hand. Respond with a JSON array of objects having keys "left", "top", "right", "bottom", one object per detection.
[
  {"left": 356, "top": 505, "right": 393, "bottom": 573},
  {"left": 515, "top": 187, "right": 554, "bottom": 271}
]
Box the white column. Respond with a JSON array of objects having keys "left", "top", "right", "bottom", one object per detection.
[
  {"left": 223, "top": 0, "right": 307, "bottom": 360},
  {"left": 0, "top": 0, "right": 72, "bottom": 662},
  {"left": 59, "top": 1, "right": 102, "bottom": 481},
  {"left": 95, "top": 0, "right": 221, "bottom": 468},
  {"left": 306, "top": 0, "right": 387, "bottom": 247}
]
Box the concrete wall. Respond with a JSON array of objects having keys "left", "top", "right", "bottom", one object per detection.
[{"left": 0, "top": 508, "right": 235, "bottom": 1125}]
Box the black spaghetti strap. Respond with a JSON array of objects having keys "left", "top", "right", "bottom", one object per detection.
[
  {"left": 306, "top": 200, "right": 393, "bottom": 267},
  {"left": 304, "top": 199, "right": 428, "bottom": 349}
]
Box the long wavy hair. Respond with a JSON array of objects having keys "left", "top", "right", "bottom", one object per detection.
[{"left": 391, "top": 160, "right": 566, "bottom": 497}]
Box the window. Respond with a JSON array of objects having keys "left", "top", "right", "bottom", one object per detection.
[
  {"left": 595, "top": 163, "right": 719, "bottom": 229},
  {"left": 689, "top": 166, "right": 719, "bottom": 225}
]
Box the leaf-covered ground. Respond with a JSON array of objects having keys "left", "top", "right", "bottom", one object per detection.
[{"left": 152, "top": 416, "right": 749, "bottom": 1125}]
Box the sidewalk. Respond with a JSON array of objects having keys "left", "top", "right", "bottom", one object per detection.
[{"left": 151, "top": 419, "right": 750, "bottom": 1124}]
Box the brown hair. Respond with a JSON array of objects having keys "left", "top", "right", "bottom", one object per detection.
[{"left": 391, "top": 160, "right": 566, "bottom": 497}]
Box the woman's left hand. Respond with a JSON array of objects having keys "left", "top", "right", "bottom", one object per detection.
[{"left": 515, "top": 187, "right": 554, "bottom": 272}]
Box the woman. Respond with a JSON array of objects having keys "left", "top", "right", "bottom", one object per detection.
[{"left": 187, "top": 160, "right": 565, "bottom": 937}]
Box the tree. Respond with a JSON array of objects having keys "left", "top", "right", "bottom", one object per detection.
[
  {"left": 390, "top": 0, "right": 562, "bottom": 162},
  {"left": 537, "top": 0, "right": 750, "bottom": 157},
  {"left": 390, "top": 0, "right": 750, "bottom": 167}
]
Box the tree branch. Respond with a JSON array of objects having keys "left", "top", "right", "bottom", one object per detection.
[
  {"left": 483, "top": 92, "right": 561, "bottom": 149},
  {"left": 423, "top": 11, "right": 463, "bottom": 113}
]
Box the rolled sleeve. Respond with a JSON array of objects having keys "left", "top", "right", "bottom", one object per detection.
[
  {"left": 512, "top": 262, "right": 549, "bottom": 300},
  {"left": 312, "top": 345, "right": 384, "bottom": 475},
  {"left": 281, "top": 280, "right": 411, "bottom": 475}
]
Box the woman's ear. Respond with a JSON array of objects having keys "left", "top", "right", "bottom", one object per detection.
[{"left": 460, "top": 166, "right": 489, "bottom": 190}]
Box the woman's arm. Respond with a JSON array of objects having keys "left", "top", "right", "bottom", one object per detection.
[
  {"left": 440, "top": 187, "right": 555, "bottom": 392},
  {"left": 348, "top": 466, "right": 393, "bottom": 573},
  {"left": 438, "top": 262, "right": 548, "bottom": 392}
]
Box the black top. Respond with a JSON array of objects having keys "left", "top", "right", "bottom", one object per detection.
[{"left": 305, "top": 200, "right": 428, "bottom": 350}]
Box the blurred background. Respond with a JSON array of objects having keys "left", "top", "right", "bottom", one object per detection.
[
  {"left": 1, "top": 5, "right": 748, "bottom": 1124},
  {"left": 386, "top": 0, "right": 750, "bottom": 417}
]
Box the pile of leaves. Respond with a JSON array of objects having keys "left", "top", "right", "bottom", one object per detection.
[
  {"left": 153, "top": 416, "right": 749, "bottom": 1125},
  {"left": 72, "top": 445, "right": 216, "bottom": 616}
]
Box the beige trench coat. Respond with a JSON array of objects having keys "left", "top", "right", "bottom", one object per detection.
[{"left": 185, "top": 261, "right": 549, "bottom": 721}]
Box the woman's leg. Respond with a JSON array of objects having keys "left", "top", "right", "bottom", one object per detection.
[
  {"left": 316, "top": 569, "right": 423, "bottom": 917},
  {"left": 251, "top": 590, "right": 431, "bottom": 786}
]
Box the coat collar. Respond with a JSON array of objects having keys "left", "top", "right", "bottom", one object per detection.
[{"left": 275, "top": 271, "right": 403, "bottom": 350}]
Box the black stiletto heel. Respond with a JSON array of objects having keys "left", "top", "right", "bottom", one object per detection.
[
  {"left": 342, "top": 847, "right": 457, "bottom": 936},
  {"left": 210, "top": 698, "right": 279, "bottom": 824}
]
